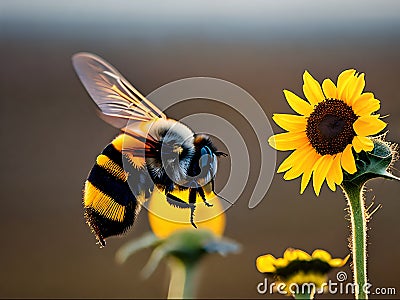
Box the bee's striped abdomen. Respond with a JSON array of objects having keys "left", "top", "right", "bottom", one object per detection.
[{"left": 83, "top": 135, "right": 140, "bottom": 247}]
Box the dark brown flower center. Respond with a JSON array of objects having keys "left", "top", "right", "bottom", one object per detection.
[
  {"left": 274, "top": 259, "right": 332, "bottom": 279},
  {"left": 306, "top": 99, "right": 358, "bottom": 155}
]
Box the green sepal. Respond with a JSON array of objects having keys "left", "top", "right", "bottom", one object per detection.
[
  {"left": 115, "top": 232, "right": 160, "bottom": 265},
  {"left": 166, "top": 229, "right": 240, "bottom": 264},
  {"left": 343, "top": 139, "right": 399, "bottom": 185},
  {"left": 115, "top": 229, "right": 240, "bottom": 278}
]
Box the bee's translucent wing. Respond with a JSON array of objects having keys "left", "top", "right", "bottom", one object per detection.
[{"left": 72, "top": 52, "right": 166, "bottom": 128}]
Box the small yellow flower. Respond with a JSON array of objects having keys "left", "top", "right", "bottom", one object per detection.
[
  {"left": 147, "top": 187, "right": 226, "bottom": 239},
  {"left": 268, "top": 69, "right": 387, "bottom": 195},
  {"left": 256, "top": 248, "right": 349, "bottom": 296}
]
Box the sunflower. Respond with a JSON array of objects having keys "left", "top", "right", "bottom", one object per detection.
[
  {"left": 256, "top": 248, "right": 349, "bottom": 297},
  {"left": 268, "top": 69, "right": 387, "bottom": 195}
]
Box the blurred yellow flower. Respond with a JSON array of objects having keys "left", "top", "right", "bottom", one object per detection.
[
  {"left": 268, "top": 69, "right": 387, "bottom": 195},
  {"left": 147, "top": 187, "right": 226, "bottom": 239},
  {"left": 117, "top": 185, "right": 238, "bottom": 299},
  {"left": 256, "top": 248, "right": 349, "bottom": 297}
]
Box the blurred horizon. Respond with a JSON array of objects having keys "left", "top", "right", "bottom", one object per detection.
[{"left": 2, "top": 0, "right": 400, "bottom": 41}]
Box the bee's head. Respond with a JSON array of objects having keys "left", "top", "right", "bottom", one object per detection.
[{"left": 189, "top": 134, "right": 226, "bottom": 187}]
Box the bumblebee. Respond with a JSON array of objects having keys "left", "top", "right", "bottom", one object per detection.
[{"left": 72, "top": 53, "right": 226, "bottom": 247}]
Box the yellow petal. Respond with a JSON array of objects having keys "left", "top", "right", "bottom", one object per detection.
[
  {"left": 274, "top": 258, "right": 288, "bottom": 268},
  {"left": 329, "top": 255, "right": 350, "bottom": 268},
  {"left": 352, "top": 92, "right": 375, "bottom": 110},
  {"left": 325, "top": 156, "right": 337, "bottom": 192},
  {"left": 337, "top": 69, "right": 356, "bottom": 103},
  {"left": 312, "top": 155, "right": 334, "bottom": 196},
  {"left": 300, "top": 150, "right": 321, "bottom": 194},
  {"left": 268, "top": 132, "right": 309, "bottom": 151},
  {"left": 352, "top": 136, "right": 374, "bottom": 153},
  {"left": 283, "top": 90, "right": 313, "bottom": 116},
  {"left": 355, "top": 99, "right": 380, "bottom": 117},
  {"left": 311, "top": 156, "right": 325, "bottom": 179},
  {"left": 303, "top": 70, "right": 325, "bottom": 105},
  {"left": 256, "top": 254, "right": 277, "bottom": 273},
  {"left": 272, "top": 114, "right": 307, "bottom": 132},
  {"left": 352, "top": 136, "right": 363, "bottom": 153},
  {"left": 346, "top": 73, "right": 365, "bottom": 106},
  {"left": 312, "top": 249, "right": 332, "bottom": 262},
  {"left": 293, "top": 249, "right": 312, "bottom": 261},
  {"left": 277, "top": 145, "right": 310, "bottom": 173},
  {"left": 352, "top": 94, "right": 380, "bottom": 116},
  {"left": 352, "top": 92, "right": 374, "bottom": 105},
  {"left": 283, "top": 169, "right": 301, "bottom": 181},
  {"left": 331, "top": 153, "right": 343, "bottom": 185},
  {"left": 353, "top": 115, "right": 387, "bottom": 136},
  {"left": 283, "top": 146, "right": 320, "bottom": 180},
  {"left": 283, "top": 166, "right": 304, "bottom": 181},
  {"left": 322, "top": 78, "right": 337, "bottom": 99},
  {"left": 326, "top": 178, "right": 336, "bottom": 191},
  {"left": 341, "top": 144, "right": 357, "bottom": 174},
  {"left": 284, "top": 248, "right": 298, "bottom": 261}
]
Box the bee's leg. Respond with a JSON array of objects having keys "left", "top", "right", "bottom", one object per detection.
[
  {"left": 189, "top": 187, "right": 197, "bottom": 204},
  {"left": 188, "top": 188, "right": 198, "bottom": 228},
  {"left": 197, "top": 187, "right": 213, "bottom": 207},
  {"left": 164, "top": 182, "right": 175, "bottom": 194},
  {"left": 210, "top": 179, "right": 234, "bottom": 206},
  {"left": 190, "top": 205, "right": 197, "bottom": 229},
  {"left": 166, "top": 193, "right": 191, "bottom": 209}
]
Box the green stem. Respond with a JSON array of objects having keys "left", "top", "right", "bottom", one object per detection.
[
  {"left": 167, "top": 257, "right": 185, "bottom": 299},
  {"left": 183, "top": 262, "right": 197, "bottom": 299},
  {"left": 294, "top": 286, "right": 315, "bottom": 299},
  {"left": 167, "top": 257, "right": 198, "bottom": 299},
  {"left": 294, "top": 291, "right": 312, "bottom": 299},
  {"left": 342, "top": 181, "right": 368, "bottom": 300}
]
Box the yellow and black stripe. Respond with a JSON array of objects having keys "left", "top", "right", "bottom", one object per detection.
[{"left": 83, "top": 134, "right": 142, "bottom": 247}]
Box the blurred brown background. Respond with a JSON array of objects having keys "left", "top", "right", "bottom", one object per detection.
[{"left": 1, "top": 1, "right": 399, "bottom": 298}]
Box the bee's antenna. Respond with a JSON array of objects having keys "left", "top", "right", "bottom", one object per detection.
[{"left": 215, "top": 151, "right": 228, "bottom": 157}]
